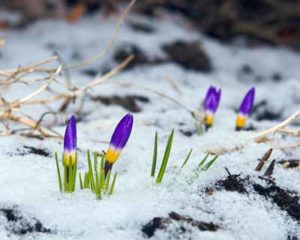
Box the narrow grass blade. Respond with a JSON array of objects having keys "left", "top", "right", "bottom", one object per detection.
[
  {"left": 198, "top": 152, "right": 210, "bottom": 169},
  {"left": 87, "top": 150, "right": 95, "bottom": 191},
  {"left": 55, "top": 152, "right": 62, "bottom": 192},
  {"left": 101, "top": 155, "right": 105, "bottom": 170},
  {"left": 68, "top": 156, "right": 73, "bottom": 192},
  {"left": 202, "top": 155, "right": 219, "bottom": 171},
  {"left": 105, "top": 170, "right": 112, "bottom": 194},
  {"left": 72, "top": 158, "right": 77, "bottom": 192},
  {"left": 93, "top": 151, "right": 98, "bottom": 173},
  {"left": 151, "top": 131, "right": 158, "bottom": 177},
  {"left": 63, "top": 160, "right": 67, "bottom": 192},
  {"left": 100, "top": 169, "right": 105, "bottom": 189},
  {"left": 181, "top": 149, "right": 193, "bottom": 168},
  {"left": 84, "top": 172, "right": 89, "bottom": 188},
  {"left": 79, "top": 173, "right": 83, "bottom": 190},
  {"left": 156, "top": 129, "right": 174, "bottom": 184},
  {"left": 109, "top": 172, "right": 117, "bottom": 195},
  {"left": 94, "top": 168, "right": 100, "bottom": 198}
]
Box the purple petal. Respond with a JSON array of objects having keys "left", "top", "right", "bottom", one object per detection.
[
  {"left": 204, "top": 86, "right": 221, "bottom": 113},
  {"left": 239, "top": 87, "right": 255, "bottom": 115},
  {"left": 110, "top": 113, "right": 134, "bottom": 150},
  {"left": 64, "top": 115, "right": 77, "bottom": 153}
]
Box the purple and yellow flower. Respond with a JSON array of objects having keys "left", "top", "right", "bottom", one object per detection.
[
  {"left": 63, "top": 115, "right": 77, "bottom": 166},
  {"left": 104, "top": 113, "right": 134, "bottom": 175},
  {"left": 236, "top": 87, "right": 255, "bottom": 130},
  {"left": 203, "top": 86, "right": 221, "bottom": 129}
]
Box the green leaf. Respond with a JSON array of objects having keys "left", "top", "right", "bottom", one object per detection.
[
  {"left": 63, "top": 158, "right": 67, "bottom": 192},
  {"left": 156, "top": 129, "right": 174, "bottom": 184},
  {"left": 198, "top": 152, "right": 210, "bottom": 169},
  {"left": 109, "top": 172, "right": 117, "bottom": 195},
  {"left": 100, "top": 169, "right": 105, "bottom": 190},
  {"left": 79, "top": 173, "right": 83, "bottom": 190},
  {"left": 84, "top": 172, "right": 89, "bottom": 188},
  {"left": 93, "top": 151, "right": 98, "bottom": 173},
  {"left": 195, "top": 123, "right": 204, "bottom": 136},
  {"left": 101, "top": 155, "right": 105, "bottom": 170},
  {"left": 55, "top": 152, "right": 62, "bottom": 192},
  {"left": 202, "top": 155, "right": 219, "bottom": 171},
  {"left": 94, "top": 167, "right": 100, "bottom": 198},
  {"left": 181, "top": 149, "right": 193, "bottom": 168},
  {"left": 72, "top": 157, "right": 77, "bottom": 192},
  {"left": 87, "top": 150, "right": 95, "bottom": 191},
  {"left": 68, "top": 156, "right": 73, "bottom": 192},
  {"left": 151, "top": 131, "right": 158, "bottom": 177},
  {"left": 105, "top": 170, "right": 112, "bottom": 194}
]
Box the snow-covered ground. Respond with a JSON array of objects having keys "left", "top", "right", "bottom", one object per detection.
[{"left": 0, "top": 12, "right": 299, "bottom": 240}]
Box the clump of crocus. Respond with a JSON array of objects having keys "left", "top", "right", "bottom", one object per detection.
[
  {"left": 203, "top": 86, "right": 221, "bottom": 129},
  {"left": 104, "top": 113, "right": 133, "bottom": 176},
  {"left": 79, "top": 151, "right": 117, "bottom": 199},
  {"left": 236, "top": 87, "right": 255, "bottom": 130},
  {"left": 55, "top": 115, "right": 78, "bottom": 193},
  {"left": 64, "top": 115, "right": 77, "bottom": 167}
]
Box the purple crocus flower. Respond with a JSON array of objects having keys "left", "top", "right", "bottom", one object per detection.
[
  {"left": 63, "top": 115, "right": 77, "bottom": 166},
  {"left": 236, "top": 87, "right": 255, "bottom": 130},
  {"left": 203, "top": 86, "right": 221, "bottom": 128},
  {"left": 104, "top": 113, "right": 133, "bottom": 175}
]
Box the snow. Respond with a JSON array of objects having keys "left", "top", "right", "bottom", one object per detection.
[{"left": 0, "top": 12, "right": 299, "bottom": 240}]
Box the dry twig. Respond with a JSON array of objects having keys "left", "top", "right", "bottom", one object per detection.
[{"left": 0, "top": 1, "right": 136, "bottom": 139}]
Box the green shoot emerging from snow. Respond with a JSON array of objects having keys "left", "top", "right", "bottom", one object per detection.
[
  {"left": 197, "top": 152, "right": 219, "bottom": 171},
  {"left": 181, "top": 149, "right": 193, "bottom": 168},
  {"left": 151, "top": 131, "right": 158, "bottom": 177},
  {"left": 79, "top": 150, "right": 117, "bottom": 200},
  {"left": 195, "top": 122, "right": 204, "bottom": 136},
  {"left": 150, "top": 129, "right": 175, "bottom": 184},
  {"left": 55, "top": 152, "right": 77, "bottom": 193}
]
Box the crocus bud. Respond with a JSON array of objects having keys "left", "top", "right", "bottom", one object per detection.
[
  {"left": 204, "top": 86, "right": 221, "bottom": 129},
  {"left": 63, "top": 115, "right": 77, "bottom": 166},
  {"left": 104, "top": 113, "right": 133, "bottom": 175},
  {"left": 236, "top": 87, "right": 255, "bottom": 130}
]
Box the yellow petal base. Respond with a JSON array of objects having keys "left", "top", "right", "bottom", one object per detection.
[
  {"left": 64, "top": 153, "right": 76, "bottom": 166},
  {"left": 105, "top": 147, "right": 121, "bottom": 164},
  {"left": 236, "top": 115, "right": 247, "bottom": 129},
  {"left": 204, "top": 114, "right": 214, "bottom": 128}
]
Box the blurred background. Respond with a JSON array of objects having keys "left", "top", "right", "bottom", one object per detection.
[{"left": 0, "top": 0, "right": 299, "bottom": 49}]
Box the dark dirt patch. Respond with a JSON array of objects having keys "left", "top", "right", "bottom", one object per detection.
[
  {"left": 142, "top": 212, "right": 219, "bottom": 238},
  {"left": 162, "top": 41, "right": 212, "bottom": 72},
  {"left": 81, "top": 68, "right": 99, "bottom": 77},
  {"left": 23, "top": 146, "right": 51, "bottom": 157},
  {"left": 243, "top": 125, "right": 257, "bottom": 131},
  {"left": 253, "top": 184, "right": 300, "bottom": 221},
  {"left": 278, "top": 159, "right": 300, "bottom": 169},
  {"left": 113, "top": 43, "right": 165, "bottom": 70},
  {"left": 272, "top": 72, "right": 283, "bottom": 82},
  {"left": 0, "top": 206, "right": 51, "bottom": 235},
  {"left": 216, "top": 174, "right": 248, "bottom": 193},
  {"left": 168, "top": 212, "right": 219, "bottom": 231},
  {"left": 179, "top": 129, "right": 195, "bottom": 137},
  {"left": 240, "top": 64, "right": 254, "bottom": 75},
  {"left": 215, "top": 173, "right": 300, "bottom": 221},
  {"left": 254, "top": 109, "right": 282, "bottom": 121},
  {"left": 288, "top": 235, "right": 299, "bottom": 240},
  {"left": 10, "top": 146, "right": 51, "bottom": 157},
  {"left": 91, "top": 94, "right": 150, "bottom": 112},
  {"left": 142, "top": 217, "right": 171, "bottom": 238},
  {"left": 134, "top": 0, "right": 300, "bottom": 48},
  {"left": 129, "top": 21, "right": 155, "bottom": 34},
  {"left": 252, "top": 100, "right": 282, "bottom": 121}
]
